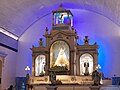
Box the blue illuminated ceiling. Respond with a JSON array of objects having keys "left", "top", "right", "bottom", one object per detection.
[{"left": 0, "top": 0, "right": 120, "bottom": 38}]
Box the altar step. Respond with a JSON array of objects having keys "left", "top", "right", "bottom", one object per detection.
[
  {"left": 33, "top": 85, "right": 120, "bottom": 90},
  {"left": 30, "top": 75, "right": 93, "bottom": 85},
  {"left": 30, "top": 75, "right": 112, "bottom": 85}
]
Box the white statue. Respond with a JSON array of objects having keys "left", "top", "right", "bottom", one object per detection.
[
  {"left": 39, "top": 57, "right": 45, "bottom": 74},
  {"left": 35, "top": 55, "right": 46, "bottom": 76},
  {"left": 84, "top": 62, "right": 89, "bottom": 76},
  {"left": 54, "top": 46, "right": 69, "bottom": 69}
]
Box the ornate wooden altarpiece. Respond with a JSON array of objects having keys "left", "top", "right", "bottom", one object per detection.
[{"left": 30, "top": 5, "right": 98, "bottom": 85}]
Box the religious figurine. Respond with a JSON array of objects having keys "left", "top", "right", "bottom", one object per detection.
[
  {"left": 84, "top": 62, "right": 89, "bottom": 76},
  {"left": 54, "top": 46, "right": 69, "bottom": 69},
  {"left": 45, "top": 27, "right": 48, "bottom": 35},
  {"left": 39, "top": 58, "right": 45, "bottom": 76},
  {"left": 26, "top": 73, "right": 30, "bottom": 83},
  {"left": 84, "top": 36, "right": 89, "bottom": 44},
  {"left": 49, "top": 71, "right": 56, "bottom": 85},
  {"left": 92, "top": 70, "right": 101, "bottom": 85},
  {"left": 36, "top": 56, "right": 46, "bottom": 76},
  {"left": 39, "top": 38, "right": 43, "bottom": 47},
  {"left": 26, "top": 73, "right": 30, "bottom": 90},
  {"left": 59, "top": 14, "right": 64, "bottom": 24}
]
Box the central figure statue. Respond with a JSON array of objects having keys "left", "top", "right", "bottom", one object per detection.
[{"left": 54, "top": 46, "right": 69, "bottom": 69}]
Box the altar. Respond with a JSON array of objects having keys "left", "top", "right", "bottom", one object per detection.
[{"left": 29, "top": 5, "right": 99, "bottom": 89}]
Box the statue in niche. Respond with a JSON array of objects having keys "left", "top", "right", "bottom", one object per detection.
[
  {"left": 39, "top": 57, "right": 45, "bottom": 76},
  {"left": 36, "top": 55, "right": 46, "bottom": 76},
  {"left": 84, "top": 62, "right": 89, "bottom": 76},
  {"left": 59, "top": 14, "right": 64, "bottom": 24},
  {"left": 80, "top": 53, "right": 93, "bottom": 75},
  {"left": 54, "top": 46, "right": 69, "bottom": 69}
]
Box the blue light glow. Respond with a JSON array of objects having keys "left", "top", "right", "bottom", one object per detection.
[
  {"left": 89, "top": 38, "right": 110, "bottom": 77},
  {"left": 26, "top": 3, "right": 119, "bottom": 78}
]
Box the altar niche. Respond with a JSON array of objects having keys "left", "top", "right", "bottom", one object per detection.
[
  {"left": 80, "top": 53, "right": 93, "bottom": 76},
  {"left": 76, "top": 36, "right": 98, "bottom": 76},
  {"left": 50, "top": 41, "right": 70, "bottom": 70}
]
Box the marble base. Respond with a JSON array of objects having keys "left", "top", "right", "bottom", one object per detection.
[
  {"left": 89, "top": 85, "right": 101, "bottom": 90},
  {"left": 46, "top": 86, "right": 58, "bottom": 90}
]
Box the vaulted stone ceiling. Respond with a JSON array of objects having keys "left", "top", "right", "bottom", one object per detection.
[{"left": 0, "top": 0, "right": 120, "bottom": 37}]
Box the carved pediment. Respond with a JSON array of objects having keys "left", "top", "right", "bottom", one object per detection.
[{"left": 50, "top": 30, "right": 75, "bottom": 38}]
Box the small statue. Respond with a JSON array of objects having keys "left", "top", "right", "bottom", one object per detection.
[
  {"left": 45, "top": 27, "right": 48, "bottom": 35},
  {"left": 26, "top": 73, "right": 30, "bottom": 90},
  {"left": 92, "top": 70, "right": 101, "bottom": 85},
  {"left": 49, "top": 71, "right": 56, "bottom": 85},
  {"left": 84, "top": 62, "right": 89, "bottom": 76},
  {"left": 26, "top": 73, "right": 30, "bottom": 84},
  {"left": 84, "top": 36, "right": 89, "bottom": 44},
  {"left": 39, "top": 38, "right": 43, "bottom": 47}
]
